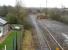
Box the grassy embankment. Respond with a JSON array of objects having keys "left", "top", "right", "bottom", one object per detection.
[
  {"left": 0, "top": 31, "right": 22, "bottom": 50},
  {"left": 22, "top": 30, "right": 35, "bottom": 50}
]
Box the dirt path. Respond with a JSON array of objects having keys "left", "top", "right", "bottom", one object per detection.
[{"left": 22, "top": 30, "right": 35, "bottom": 50}]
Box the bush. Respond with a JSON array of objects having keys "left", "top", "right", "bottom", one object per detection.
[
  {"left": 50, "top": 12, "right": 61, "bottom": 21},
  {"left": 60, "top": 16, "right": 68, "bottom": 24},
  {"left": 6, "top": 13, "right": 17, "bottom": 24},
  {"left": 23, "top": 21, "right": 32, "bottom": 30}
]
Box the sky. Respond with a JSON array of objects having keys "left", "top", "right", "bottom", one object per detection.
[{"left": 0, "top": 0, "right": 68, "bottom": 8}]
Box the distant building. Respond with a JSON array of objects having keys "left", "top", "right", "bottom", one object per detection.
[{"left": 0, "top": 16, "right": 9, "bottom": 37}]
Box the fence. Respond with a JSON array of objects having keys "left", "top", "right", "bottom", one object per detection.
[{"left": 1, "top": 30, "right": 24, "bottom": 50}]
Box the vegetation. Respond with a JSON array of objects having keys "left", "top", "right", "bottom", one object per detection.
[
  {"left": 49, "top": 11, "right": 61, "bottom": 21},
  {"left": 0, "top": 2, "right": 32, "bottom": 49},
  {"left": 6, "top": 13, "right": 17, "bottom": 24},
  {"left": 0, "top": 5, "right": 27, "bottom": 23},
  {"left": 60, "top": 16, "right": 68, "bottom": 24},
  {"left": 22, "top": 30, "right": 35, "bottom": 50},
  {"left": 0, "top": 31, "right": 22, "bottom": 50},
  {"left": 0, "top": 3, "right": 31, "bottom": 29},
  {"left": 0, "top": 5, "right": 8, "bottom": 16},
  {"left": 47, "top": 8, "right": 68, "bottom": 24}
]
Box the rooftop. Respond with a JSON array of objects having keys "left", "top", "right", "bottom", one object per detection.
[{"left": 0, "top": 16, "right": 7, "bottom": 26}]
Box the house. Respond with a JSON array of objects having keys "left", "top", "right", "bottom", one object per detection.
[{"left": 0, "top": 17, "right": 9, "bottom": 37}]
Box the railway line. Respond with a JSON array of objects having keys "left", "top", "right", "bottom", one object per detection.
[
  {"left": 32, "top": 29, "right": 50, "bottom": 50},
  {"left": 37, "top": 21, "right": 61, "bottom": 50},
  {"left": 37, "top": 19, "right": 68, "bottom": 50},
  {"left": 34, "top": 25, "right": 51, "bottom": 50},
  {"left": 29, "top": 14, "right": 65, "bottom": 50},
  {"left": 30, "top": 15, "right": 51, "bottom": 50}
]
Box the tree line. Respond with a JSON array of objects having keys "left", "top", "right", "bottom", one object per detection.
[
  {"left": 0, "top": 5, "right": 32, "bottom": 29},
  {"left": 47, "top": 8, "right": 68, "bottom": 24},
  {"left": 0, "top": 5, "right": 28, "bottom": 24}
]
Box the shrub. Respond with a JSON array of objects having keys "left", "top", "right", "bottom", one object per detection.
[{"left": 49, "top": 12, "right": 61, "bottom": 21}]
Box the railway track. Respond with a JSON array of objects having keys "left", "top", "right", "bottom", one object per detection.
[
  {"left": 29, "top": 15, "right": 51, "bottom": 50},
  {"left": 33, "top": 21, "right": 52, "bottom": 50},
  {"left": 29, "top": 14, "right": 63, "bottom": 50},
  {"left": 37, "top": 20, "right": 64, "bottom": 50},
  {"left": 32, "top": 28, "right": 51, "bottom": 50}
]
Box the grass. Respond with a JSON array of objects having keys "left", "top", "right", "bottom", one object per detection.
[
  {"left": 22, "top": 30, "right": 35, "bottom": 50},
  {"left": 0, "top": 30, "right": 22, "bottom": 50}
]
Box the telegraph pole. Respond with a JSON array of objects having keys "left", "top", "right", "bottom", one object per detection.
[{"left": 46, "top": 0, "right": 47, "bottom": 18}]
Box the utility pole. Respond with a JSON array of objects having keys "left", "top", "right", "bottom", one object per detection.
[
  {"left": 46, "top": 0, "right": 47, "bottom": 18},
  {"left": 16, "top": 0, "right": 22, "bottom": 24}
]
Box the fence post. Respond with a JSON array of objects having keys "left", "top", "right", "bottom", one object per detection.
[
  {"left": 16, "top": 31, "right": 18, "bottom": 50},
  {"left": 4, "top": 45, "right": 6, "bottom": 50}
]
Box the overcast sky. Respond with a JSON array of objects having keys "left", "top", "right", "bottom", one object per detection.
[{"left": 0, "top": 0, "right": 68, "bottom": 8}]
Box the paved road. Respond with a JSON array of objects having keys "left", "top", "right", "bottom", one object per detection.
[{"left": 38, "top": 19, "right": 68, "bottom": 50}]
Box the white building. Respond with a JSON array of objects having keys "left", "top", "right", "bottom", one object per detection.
[{"left": 0, "top": 17, "right": 9, "bottom": 37}]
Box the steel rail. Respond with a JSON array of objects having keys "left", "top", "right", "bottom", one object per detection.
[{"left": 39, "top": 21, "right": 64, "bottom": 50}]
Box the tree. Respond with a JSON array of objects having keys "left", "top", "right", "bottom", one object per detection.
[
  {"left": 0, "top": 5, "right": 8, "bottom": 16},
  {"left": 7, "top": 6, "right": 16, "bottom": 14},
  {"left": 15, "top": 0, "right": 28, "bottom": 24},
  {"left": 50, "top": 11, "right": 61, "bottom": 21},
  {"left": 6, "top": 13, "right": 17, "bottom": 24}
]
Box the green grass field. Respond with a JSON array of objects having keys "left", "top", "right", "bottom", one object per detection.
[{"left": 0, "top": 31, "right": 22, "bottom": 50}]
